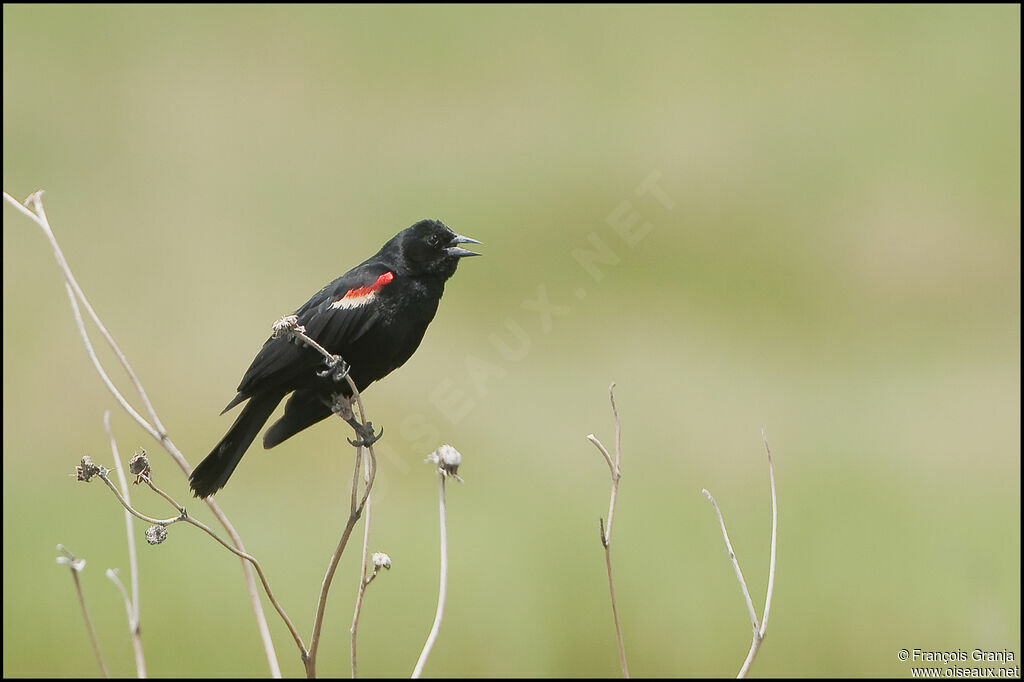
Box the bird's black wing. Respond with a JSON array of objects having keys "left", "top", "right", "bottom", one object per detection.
[{"left": 227, "top": 262, "right": 396, "bottom": 406}]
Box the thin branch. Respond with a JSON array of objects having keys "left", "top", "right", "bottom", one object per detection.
[
  {"left": 305, "top": 441, "right": 377, "bottom": 678},
  {"left": 103, "top": 413, "right": 146, "bottom": 678},
  {"left": 57, "top": 545, "right": 108, "bottom": 678},
  {"left": 736, "top": 430, "right": 779, "bottom": 678},
  {"left": 4, "top": 190, "right": 282, "bottom": 677},
  {"left": 587, "top": 434, "right": 616, "bottom": 477},
  {"left": 14, "top": 191, "right": 166, "bottom": 435},
  {"left": 587, "top": 382, "right": 629, "bottom": 678},
  {"left": 701, "top": 489, "right": 759, "bottom": 635},
  {"left": 105, "top": 569, "right": 145, "bottom": 677},
  {"left": 412, "top": 470, "right": 450, "bottom": 678},
  {"left": 350, "top": 549, "right": 389, "bottom": 679},
  {"left": 702, "top": 429, "right": 779, "bottom": 678},
  {"left": 61, "top": 278, "right": 154, "bottom": 435},
  {"left": 87, "top": 466, "right": 309, "bottom": 659},
  {"left": 287, "top": 316, "right": 381, "bottom": 678},
  {"left": 9, "top": 190, "right": 398, "bottom": 678},
  {"left": 761, "top": 429, "right": 778, "bottom": 636},
  {"left": 141, "top": 476, "right": 184, "bottom": 514},
  {"left": 350, "top": 454, "right": 374, "bottom": 678}
]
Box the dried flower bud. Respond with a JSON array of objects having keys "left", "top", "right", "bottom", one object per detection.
[
  {"left": 56, "top": 555, "right": 86, "bottom": 571},
  {"left": 145, "top": 524, "right": 168, "bottom": 545},
  {"left": 129, "top": 449, "right": 151, "bottom": 480},
  {"left": 372, "top": 552, "right": 392, "bottom": 571},
  {"left": 272, "top": 314, "right": 304, "bottom": 338},
  {"left": 75, "top": 456, "right": 102, "bottom": 482},
  {"left": 426, "top": 444, "right": 463, "bottom": 481},
  {"left": 56, "top": 545, "right": 86, "bottom": 572}
]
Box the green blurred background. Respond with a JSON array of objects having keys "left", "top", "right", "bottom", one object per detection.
[{"left": 3, "top": 5, "right": 1020, "bottom": 677}]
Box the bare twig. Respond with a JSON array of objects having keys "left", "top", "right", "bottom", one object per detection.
[
  {"left": 305, "top": 442, "right": 377, "bottom": 678},
  {"left": 104, "top": 569, "right": 145, "bottom": 677},
  {"left": 102, "top": 412, "right": 146, "bottom": 678},
  {"left": 86, "top": 464, "right": 309, "bottom": 660},
  {"left": 57, "top": 545, "right": 108, "bottom": 678},
  {"left": 737, "top": 429, "right": 778, "bottom": 677},
  {"left": 14, "top": 191, "right": 166, "bottom": 435},
  {"left": 701, "top": 491, "right": 759, "bottom": 633},
  {"left": 8, "top": 190, "right": 395, "bottom": 678},
  {"left": 702, "top": 429, "right": 779, "bottom": 678},
  {"left": 4, "top": 190, "right": 282, "bottom": 676},
  {"left": 275, "top": 318, "right": 382, "bottom": 678},
  {"left": 350, "top": 454, "right": 375, "bottom": 678},
  {"left": 411, "top": 475, "right": 448, "bottom": 678},
  {"left": 413, "top": 445, "right": 463, "bottom": 678},
  {"left": 587, "top": 382, "right": 629, "bottom": 678},
  {"left": 351, "top": 554, "right": 391, "bottom": 678}
]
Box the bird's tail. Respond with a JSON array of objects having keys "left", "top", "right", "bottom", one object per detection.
[{"left": 189, "top": 392, "right": 282, "bottom": 498}]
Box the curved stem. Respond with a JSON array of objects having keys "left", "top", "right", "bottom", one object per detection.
[
  {"left": 58, "top": 546, "right": 108, "bottom": 678},
  {"left": 412, "top": 474, "right": 448, "bottom": 679},
  {"left": 587, "top": 382, "right": 629, "bottom": 677},
  {"left": 103, "top": 412, "right": 146, "bottom": 678},
  {"left": 306, "top": 443, "right": 377, "bottom": 679},
  {"left": 350, "top": 456, "right": 373, "bottom": 678},
  {"left": 4, "top": 190, "right": 283, "bottom": 676},
  {"left": 95, "top": 470, "right": 308, "bottom": 658}
]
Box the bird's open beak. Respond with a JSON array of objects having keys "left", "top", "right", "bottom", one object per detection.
[{"left": 446, "top": 234, "right": 482, "bottom": 258}]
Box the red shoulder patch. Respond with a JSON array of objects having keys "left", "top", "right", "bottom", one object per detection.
[{"left": 331, "top": 271, "right": 394, "bottom": 309}]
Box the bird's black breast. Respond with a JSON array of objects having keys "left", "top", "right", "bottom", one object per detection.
[{"left": 340, "top": 275, "right": 444, "bottom": 388}]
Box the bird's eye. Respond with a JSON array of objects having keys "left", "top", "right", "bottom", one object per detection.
[{"left": 427, "top": 234, "right": 440, "bottom": 247}]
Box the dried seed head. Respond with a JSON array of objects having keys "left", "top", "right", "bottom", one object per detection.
[
  {"left": 56, "top": 545, "right": 86, "bottom": 572},
  {"left": 372, "top": 552, "right": 392, "bottom": 571},
  {"left": 56, "top": 555, "right": 87, "bottom": 571},
  {"left": 272, "top": 314, "right": 303, "bottom": 338},
  {"left": 75, "top": 456, "right": 102, "bottom": 482},
  {"left": 426, "top": 444, "right": 463, "bottom": 481},
  {"left": 129, "top": 449, "right": 151, "bottom": 480},
  {"left": 145, "top": 524, "right": 168, "bottom": 545}
]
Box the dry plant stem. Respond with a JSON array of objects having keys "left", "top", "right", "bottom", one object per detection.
[
  {"left": 289, "top": 322, "right": 382, "bottom": 678},
  {"left": 143, "top": 477, "right": 184, "bottom": 513},
  {"left": 305, "top": 444, "right": 377, "bottom": 678},
  {"left": 63, "top": 277, "right": 284, "bottom": 666},
  {"left": 105, "top": 569, "right": 145, "bottom": 675},
  {"left": 289, "top": 327, "right": 372, "bottom": 427},
  {"left": 72, "top": 568, "right": 109, "bottom": 677},
  {"left": 9, "top": 192, "right": 166, "bottom": 435},
  {"left": 95, "top": 469, "right": 309, "bottom": 659},
  {"left": 3, "top": 191, "right": 282, "bottom": 676},
  {"left": 586, "top": 382, "right": 629, "bottom": 678},
  {"left": 350, "top": 455, "right": 374, "bottom": 678},
  {"left": 10, "top": 190, "right": 383, "bottom": 677},
  {"left": 702, "top": 429, "right": 779, "bottom": 679},
  {"left": 91, "top": 311, "right": 380, "bottom": 678},
  {"left": 305, "top": 367, "right": 378, "bottom": 679},
  {"left": 702, "top": 491, "right": 759, "bottom": 633},
  {"left": 103, "top": 412, "right": 146, "bottom": 678},
  {"left": 411, "top": 473, "right": 449, "bottom": 679},
  {"left": 59, "top": 548, "right": 108, "bottom": 678},
  {"left": 736, "top": 431, "right": 779, "bottom": 678}
]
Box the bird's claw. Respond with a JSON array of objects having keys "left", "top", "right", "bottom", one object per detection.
[
  {"left": 317, "top": 355, "right": 351, "bottom": 383},
  {"left": 347, "top": 422, "right": 383, "bottom": 448}
]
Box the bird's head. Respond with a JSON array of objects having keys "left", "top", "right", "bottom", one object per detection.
[{"left": 393, "top": 219, "right": 482, "bottom": 279}]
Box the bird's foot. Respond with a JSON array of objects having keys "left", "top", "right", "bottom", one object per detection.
[
  {"left": 347, "top": 421, "right": 383, "bottom": 448},
  {"left": 329, "top": 393, "right": 355, "bottom": 421},
  {"left": 317, "top": 355, "right": 351, "bottom": 383}
]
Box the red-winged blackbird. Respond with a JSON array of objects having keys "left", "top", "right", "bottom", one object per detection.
[{"left": 189, "top": 219, "right": 481, "bottom": 498}]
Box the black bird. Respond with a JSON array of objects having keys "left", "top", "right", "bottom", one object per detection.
[{"left": 189, "top": 219, "right": 481, "bottom": 498}]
